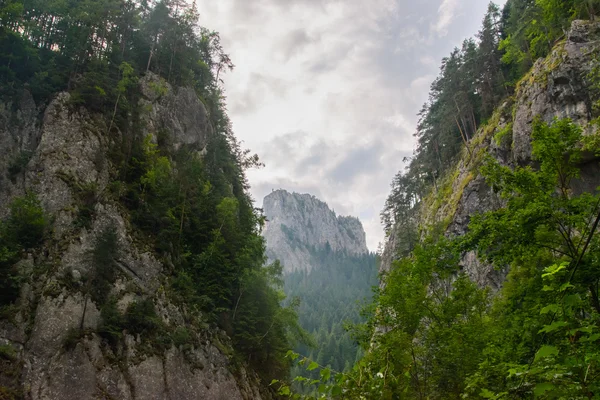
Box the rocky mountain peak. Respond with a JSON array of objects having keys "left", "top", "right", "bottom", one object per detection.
[{"left": 263, "top": 189, "right": 368, "bottom": 273}]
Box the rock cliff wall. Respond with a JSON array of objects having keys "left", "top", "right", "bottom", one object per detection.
[
  {"left": 0, "top": 75, "right": 269, "bottom": 400},
  {"left": 263, "top": 190, "right": 368, "bottom": 273},
  {"left": 380, "top": 20, "right": 600, "bottom": 289}
]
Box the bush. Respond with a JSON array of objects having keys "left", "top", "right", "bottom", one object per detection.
[
  {"left": 0, "top": 193, "right": 47, "bottom": 306},
  {"left": 5, "top": 192, "right": 46, "bottom": 249},
  {"left": 172, "top": 327, "right": 191, "bottom": 348},
  {"left": 87, "top": 227, "right": 119, "bottom": 306},
  {"left": 98, "top": 297, "right": 124, "bottom": 346},
  {"left": 124, "top": 299, "right": 162, "bottom": 336},
  {"left": 7, "top": 150, "right": 32, "bottom": 183}
]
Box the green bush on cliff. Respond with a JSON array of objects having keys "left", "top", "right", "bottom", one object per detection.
[{"left": 0, "top": 193, "right": 46, "bottom": 306}]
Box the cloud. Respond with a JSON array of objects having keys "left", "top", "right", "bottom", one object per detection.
[
  {"left": 197, "top": 0, "right": 500, "bottom": 250},
  {"left": 434, "top": 0, "right": 460, "bottom": 36},
  {"left": 327, "top": 141, "right": 385, "bottom": 185}
]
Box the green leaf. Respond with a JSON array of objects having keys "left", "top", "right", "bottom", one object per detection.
[
  {"left": 278, "top": 385, "right": 290, "bottom": 396},
  {"left": 534, "top": 345, "right": 559, "bottom": 363},
  {"left": 559, "top": 282, "right": 575, "bottom": 292},
  {"left": 480, "top": 388, "right": 496, "bottom": 398},
  {"left": 538, "top": 321, "right": 568, "bottom": 334},
  {"left": 320, "top": 368, "right": 331, "bottom": 381},
  {"left": 307, "top": 361, "right": 319, "bottom": 371},
  {"left": 563, "top": 294, "right": 579, "bottom": 307},
  {"left": 580, "top": 333, "right": 600, "bottom": 342},
  {"left": 269, "top": 379, "right": 279, "bottom": 386},
  {"left": 533, "top": 383, "right": 555, "bottom": 397},
  {"left": 332, "top": 385, "right": 342, "bottom": 396},
  {"left": 318, "top": 384, "right": 328, "bottom": 393},
  {"left": 540, "top": 304, "right": 559, "bottom": 314}
]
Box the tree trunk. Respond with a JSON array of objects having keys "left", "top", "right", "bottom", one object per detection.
[{"left": 455, "top": 116, "right": 472, "bottom": 157}]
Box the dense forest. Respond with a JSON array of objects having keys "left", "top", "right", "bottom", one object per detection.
[
  {"left": 284, "top": 246, "right": 378, "bottom": 375},
  {"left": 276, "top": 0, "right": 600, "bottom": 399},
  {"left": 0, "top": 0, "right": 307, "bottom": 386},
  {"left": 381, "top": 0, "right": 598, "bottom": 235}
]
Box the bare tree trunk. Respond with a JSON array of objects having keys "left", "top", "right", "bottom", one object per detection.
[
  {"left": 107, "top": 93, "right": 121, "bottom": 135},
  {"left": 455, "top": 116, "right": 473, "bottom": 157},
  {"left": 146, "top": 39, "right": 156, "bottom": 72}
]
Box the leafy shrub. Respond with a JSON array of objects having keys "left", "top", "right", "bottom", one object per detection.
[
  {"left": 4, "top": 192, "right": 47, "bottom": 249},
  {"left": 0, "top": 193, "right": 47, "bottom": 305},
  {"left": 98, "top": 297, "right": 124, "bottom": 346},
  {"left": 172, "top": 327, "right": 191, "bottom": 348},
  {"left": 124, "top": 299, "right": 162, "bottom": 336},
  {"left": 7, "top": 150, "right": 32, "bottom": 183},
  {"left": 74, "top": 182, "right": 98, "bottom": 229},
  {"left": 87, "top": 227, "right": 119, "bottom": 306}
]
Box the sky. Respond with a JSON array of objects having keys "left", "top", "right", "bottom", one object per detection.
[{"left": 196, "top": 0, "right": 505, "bottom": 251}]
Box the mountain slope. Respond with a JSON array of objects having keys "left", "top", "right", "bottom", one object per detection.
[
  {"left": 0, "top": 1, "right": 297, "bottom": 398},
  {"left": 263, "top": 190, "right": 377, "bottom": 376},
  {"left": 350, "top": 19, "right": 600, "bottom": 399},
  {"left": 263, "top": 190, "right": 368, "bottom": 273}
]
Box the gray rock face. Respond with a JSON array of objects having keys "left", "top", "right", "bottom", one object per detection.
[
  {"left": 381, "top": 20, "right": 600, "bottom": 290},
  {"left": 139, "top": 73, "right": 213, "bottom": 151},
  {"left": 512, "top": 20, "right": 600, "bottom": 165},
  {"left": 263, "top": 190, "right": 368, "bottom": 273},
  {"left": 0, "top": 76, "right": 270, "bottom": 400},
  {"left": 0, "top": 90, "right": 41, "bottom": 217}
]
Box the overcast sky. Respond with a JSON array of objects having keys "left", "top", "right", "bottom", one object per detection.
[{"left": 196, "top": 0, "right": 505, "bottom": 251}]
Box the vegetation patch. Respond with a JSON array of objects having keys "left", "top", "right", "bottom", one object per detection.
[
  {"left": 7, "top": 150, "right": 32, "bottom": 184},
  {"left": 0, "top": 193, "right": 47, "bottom": 306},
  {"left": 494, "top": 121, "right": 513, "bottom": 146}
]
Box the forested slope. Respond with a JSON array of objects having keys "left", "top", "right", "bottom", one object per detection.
[
  {"left": 262, "top": 190, "right": 378, "bottom": 389},
  {"left": 277, "top": 1, "right": 600, "bottom": 399},
  {"left": 0, "top": 1, "right": 307, "bottom": 399},
  {"left": 361, "top": 2, "right": 600, "bottom": 398},
  {"left": 284, "top": 246, "right": 378, "bottom": 376}
]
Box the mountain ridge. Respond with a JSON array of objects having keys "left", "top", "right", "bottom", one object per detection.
[{"left": 263, "top": 189, "right": 368, "bottom": 273}]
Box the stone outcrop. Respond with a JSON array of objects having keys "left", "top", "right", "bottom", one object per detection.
[
  {"left": 381, "top": 20, "right": 600, "bottom": 289},
  {"left": 263, "top": 190, "right": 368, "bottom": 273},
  {"left": 0, "top": 76, "right": 269, "bottom": 400}
]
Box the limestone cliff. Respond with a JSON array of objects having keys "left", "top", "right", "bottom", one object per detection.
[
  {"left": 0, "top": 75, "right": 270, "bottom": 400},
  {"left": 381, "top": 20, "right": 600, "bottom": 289},
  {"left": 263, "top": 190, "right": 368, "bottom": 273}
]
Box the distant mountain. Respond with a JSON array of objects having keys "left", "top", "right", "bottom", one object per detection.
[
  {"left": 263, "top": 189, "right": 378, "bottom": 376},
  {"left": 263, "top": 189, "right": 368, "bottom": 273}
]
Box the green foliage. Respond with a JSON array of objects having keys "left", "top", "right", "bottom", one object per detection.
[
  {"left": 0, "top": 0, "right": 303, "bottom": 386},
  {"left": 98, "top": 297, "right": 124, "bottom": 346},
  {"left": 87, "top": 227, "right": 120, "bottom": 306},
  {"left": 172, "top": 327, "right": 192, "bottom": 349},
  {"left": 284, "top": 247, "right": 378, "bottom": 379},
  {"left": 349, "top": 118, "right": 600, "bottom": 398},
  {"left": 4, "top": 192, "right": 46, "bottom": 249},
  {"left": 232, "top": 260, "right": 312, "bottom": 381},
  {"left": 493, "top": 122, "right": 513, "bottom": 146},
  {"left": 74, "top": 182, "right": 98, "bottom": 229},
  {"left": 124, "top": 299, "right": 162, "bottom": 337},
  {"left": 382, "top": 0, "right": 590, "bottom": 240},
  {"left": 0, "top": 342, "right": 22, "bottom": 400},
  {"left": 0, "top": 193, "right": 46, "bottom": 306},
  {"left": 7, "top": 150, "right": 31, "bottom": 183},
  {"left": 271, "top": 350, "right": 347, "bottom": 399}
]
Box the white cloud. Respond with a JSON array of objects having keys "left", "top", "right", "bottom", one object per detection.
[
  {"left": 433, "top": 0, "right": 460, "bottom": 36},
  {"left": 196, "top": 0, "right": 498, "bottom": 250}
]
